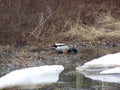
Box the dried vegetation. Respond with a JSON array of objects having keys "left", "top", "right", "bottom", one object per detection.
[{"left": 0, "top": 0, "right": 120, "bottom": 47}]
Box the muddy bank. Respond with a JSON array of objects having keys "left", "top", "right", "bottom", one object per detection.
[{"left": 0, "top": 44, "right": 120, "bottom": 76}]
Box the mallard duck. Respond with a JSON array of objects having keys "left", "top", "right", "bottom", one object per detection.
[
  {"left": 0, "top": 65, "right": 64, "bottom": 89},
  {"left": 52, "top": 43, "right": 70, "bottom": 54},
  {"left": 52, "top": 43, "right": 78, "bottom": 54}
]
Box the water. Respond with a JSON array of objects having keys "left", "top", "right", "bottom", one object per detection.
[
  {"left": 51, "top": 46, "right": 120, "bottom": 90},
  {"left": 58, "top": 71, "right": 120, "bottom": 90},
  {"left": 1, "top": 45, "right": 120, "bottom": 90}
]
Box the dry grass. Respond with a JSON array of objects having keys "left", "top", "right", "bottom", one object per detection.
[{"left": 63, "top": 12, "right": 120, "bottom": 43}]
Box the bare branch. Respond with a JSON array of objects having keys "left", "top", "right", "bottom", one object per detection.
[{"left": 28, "top": 5, "right": 52, "bottom": 39}]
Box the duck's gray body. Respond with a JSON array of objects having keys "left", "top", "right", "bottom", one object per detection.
[{"left": 52, "top": 43, "right": 69, "bottom": 53}]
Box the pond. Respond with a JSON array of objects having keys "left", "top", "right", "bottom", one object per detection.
[
  {"left": 0, "top": 45, "right": 120, "bottom": 90},
  {"left": 56, "top": 70, "right": 120, "bottom": 90},
  {"left": 51, "top": 46, "right": 120, "bottom": 90}
]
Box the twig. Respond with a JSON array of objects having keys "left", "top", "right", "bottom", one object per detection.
[{"left": 28, "top": 5, "right": 52, "bottom": 39}]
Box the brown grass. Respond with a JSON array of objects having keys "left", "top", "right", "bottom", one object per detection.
[{"left": 63, "top": 12, "right": 120, "bottom": 44}]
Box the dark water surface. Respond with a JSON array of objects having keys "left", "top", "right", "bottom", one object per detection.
[{"left": 52, "top": 46, "right": 120, "bottom": 90}]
